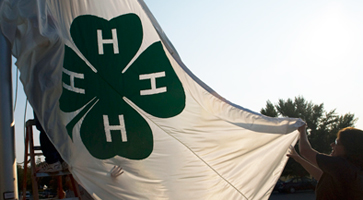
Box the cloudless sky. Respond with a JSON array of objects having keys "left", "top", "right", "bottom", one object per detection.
[{"left": 12, "top": 0, "right": 363, "bottom": 163}]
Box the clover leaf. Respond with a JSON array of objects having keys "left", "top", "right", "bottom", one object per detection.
[{"left": 59, "top": 14, "right": 185, "bottom": 160}]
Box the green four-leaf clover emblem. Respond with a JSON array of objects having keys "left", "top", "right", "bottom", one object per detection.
[{"left": 59, "top": 14, "right": 185, "bottom": 160}]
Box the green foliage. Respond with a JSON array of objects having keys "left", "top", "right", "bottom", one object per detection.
[
  {"left": 260, "top": 101, "right": 278, "bottom": 117},
  {"left": 17, "top": 164, "right": 32, "bottom": 191},
  {"left": 261, "top": 96, "right": 357, "bottom": 177}
]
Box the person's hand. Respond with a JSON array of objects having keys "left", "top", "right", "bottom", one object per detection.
[
  {"left": 286, "top": 145, "right": 302, "bottom": 162},
  {"left": 298, "top": 124, "right": 307, "bottom": 135},
  {"left": 110, "top": 165, "right": 124, "bottom": 178}
]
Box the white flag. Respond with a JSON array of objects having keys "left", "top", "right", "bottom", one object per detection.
[{"left": 0, "top": 0, "right": 304, "bottom": 199}]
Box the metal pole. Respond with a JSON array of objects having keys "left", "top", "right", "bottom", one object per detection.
[{"left": 0, "top": 29, "right": 18, "bottom": 199}]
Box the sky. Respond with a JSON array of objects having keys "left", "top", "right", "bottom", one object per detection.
[{"left": 12, "top": 0, "right": 363, "bottom": 163}]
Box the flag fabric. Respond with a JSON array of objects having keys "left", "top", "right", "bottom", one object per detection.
[{"left": 0, "top": 0, "right": 304, "bottom": 199}]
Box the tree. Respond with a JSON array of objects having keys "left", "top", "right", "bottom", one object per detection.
[
  {"left": 17, "top": 164, "right": 32, "bottom": 191},
  {"left": 261, "top": 96, "right": 357, "bottom": 177}
]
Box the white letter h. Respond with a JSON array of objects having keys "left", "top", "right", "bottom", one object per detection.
[
  {"left": 103, "top": 115, "right": 127, "bottom": 142},
  {"left": 97, "top": 29, "right": 119, "bottom": 55}
]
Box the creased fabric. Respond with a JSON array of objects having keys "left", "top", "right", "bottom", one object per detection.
[{"left": 0, "top": 0, "right": 304, "bottom": 199}]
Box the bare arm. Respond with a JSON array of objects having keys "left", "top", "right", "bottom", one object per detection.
[
  {"left": 298, "top": 125, "right": 320, "bottom": 167},
  {"left": 287, "top": 145, "right": 322, "bottom": 181}
]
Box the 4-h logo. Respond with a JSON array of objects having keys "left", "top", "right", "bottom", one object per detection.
[{"left": 59, "top": 14, "right": 185, "bottom": 160}]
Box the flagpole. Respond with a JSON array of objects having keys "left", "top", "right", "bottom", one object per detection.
[{"left": 0, "top": 29, "right": 18, "bottom": 199}]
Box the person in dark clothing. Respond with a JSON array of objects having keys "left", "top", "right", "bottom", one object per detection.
[
  {"left": 34, "top": 112, "right": 67, "bottom": 172},
  {"left": 288, "top": 125, "right": 363, "bottom": 200}
]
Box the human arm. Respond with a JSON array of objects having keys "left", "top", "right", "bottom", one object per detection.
[
  {"left": 287, "top": 145, "right": 323, "bottom": 181},
  {"left": 298, "top": 124, "right": 320, "bottom": 167}
]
